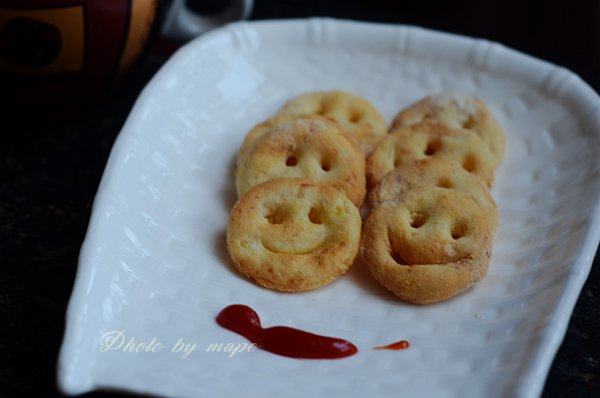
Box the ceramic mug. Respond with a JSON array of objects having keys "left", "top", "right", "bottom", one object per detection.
[{"left": 0, "top": 0, "right": 253, "bottom": 103}]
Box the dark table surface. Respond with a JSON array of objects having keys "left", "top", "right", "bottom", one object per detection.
[{"left": 1, "top": 1, "right": 599, "bottom": 397}]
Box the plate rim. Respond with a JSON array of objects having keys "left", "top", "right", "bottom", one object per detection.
[{"left": 57, "top": 17, "right": 600, "bottom": 397}]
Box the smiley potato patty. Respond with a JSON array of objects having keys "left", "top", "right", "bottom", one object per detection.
[
  {"left": 390, "top": 94, "right": 505, "bottom": 166},
  {"left": 236, "top": 115, "right": 366, "bottom": 207},
  {"left": 361, "top": 185, "right": 495, "bottom": 304},
  {"left": 227, "top": 178, "right": 361, "bottom": 292},
  {"left": 277, "top": 91, "right": 387, "bottom": 155}
]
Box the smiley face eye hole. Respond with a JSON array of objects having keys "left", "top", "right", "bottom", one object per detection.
[
  {"left": 264, "top": 208, "right": 284, "bottom": 224},
  {"left": 462, "top": 115, "right": 476, "bottom": 129},
  {"left": 421, "top": 111, "right": 434, "bottom": 121},
  {"left": 409, "top": 212, "right": 427, "bottom": 228},
  {"left": 348, "top": 109, "right": 362, "bottom": 123},
  {"left": 451, "top": 222, "right": 467, "bottom": 239},
  {"left": 424, "top": 140, "right": 441, "bottom": 156},
  {"left": 308, "top": 207, "right": 323, "bottom": 224},
  {"left": 462, "top": 153, "right": 477, "bottom": 173},
  {"left": 316, "top": 101, "right": 329, "bottom": 115},
  {"left": 285, "top": 155, "right": 298, "bottom": 166},
  {"left": 321, "top": 159, "right": 331, "bottom": 172},
  {"left": 437, "top": 177, "right": 453, "bottom": 189}
]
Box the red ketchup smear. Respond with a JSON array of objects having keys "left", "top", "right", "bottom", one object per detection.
[
  {"left": 374, "top": 340, "right": 410, "bottom": 350},
  {"left": 216, "top": 304, "right": 358, "bottom": 359}
]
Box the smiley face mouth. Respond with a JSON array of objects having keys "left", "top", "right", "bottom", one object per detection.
[
  {"left": 259, "top": 222, "right": 331, "bottom": 255},
  {"left": 260, "top": 239, "right": 326, "bottom": 255}
]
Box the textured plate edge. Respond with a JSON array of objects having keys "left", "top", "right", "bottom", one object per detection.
[
  {"left": 516, "top": 204, "right": 600, "bottom": 398},
  {"left": 55, "top": 17, "right": 600, "bottom": 397}
]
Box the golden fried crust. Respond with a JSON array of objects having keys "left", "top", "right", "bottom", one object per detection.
[
  {"left": 369, "top": 158, "right": 498, "bottom": 231},
  {"left": 360, "top": 187, "right": 494, "bottom": 304},
  {"left": 277, "top": 91, "right": 387, "bottom": 155},
  {"left": 227, "top": 178, "right": 361, "bottom": 292},
  {"left": 366, "top": 121, "right": 496, "bottom": 189},
  {"left": 391, "top": 94, "right": 505, "bottom": 166},
  {"left": 236, "top": 116, "right": 366, "bottom": 207}
]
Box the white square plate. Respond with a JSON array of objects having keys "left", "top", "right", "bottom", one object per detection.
[{"left": 58, "top": 19, "right": 600, "bottom": 398}]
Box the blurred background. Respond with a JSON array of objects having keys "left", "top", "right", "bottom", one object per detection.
[{"left": 1, "top": 0, "right": 598, "bottom": 397}]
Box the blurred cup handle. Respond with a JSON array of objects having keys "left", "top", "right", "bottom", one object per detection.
[{"left": 162, "top": 0, "right": 253, "bottom": 41}]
